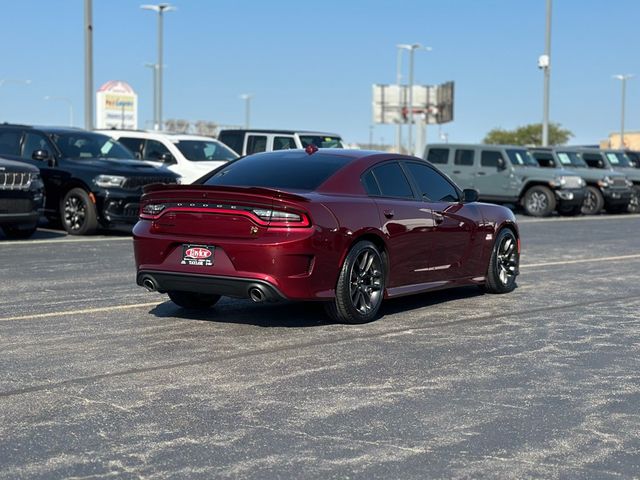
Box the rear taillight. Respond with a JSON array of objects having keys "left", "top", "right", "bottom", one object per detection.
[
  {"left": 252, "top": 208, "right": 302, "bottom": 223},
  {"left": 140, "top": 203, "right": 166, "bottom": 218}
]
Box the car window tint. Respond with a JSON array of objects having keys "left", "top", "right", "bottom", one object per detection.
[
  {"left": 405, "top": 162, "right": 459, "bottom": 202},
  {"left": 427, "top": 148, "right": 449, "bottom": 164},
  {"left": 205, "top": 152, "right": 351, "bottom": 190},
  {"left": 454, "top": 149, "right": 474, "bottom": 166},
  {"left": 118, "top": 137, "right": 144, "bottom": 157},
  {"left": 299, "top": 135, "right": 343, "bottom": 148},
  {"left": 143, "top": 139, "right": 171, "bottom": 160},
  {"left": 0, "top": 130, "right": 21, "bottom": 155},
  {"left": 273, "top": 136, "right": 297, "bottom": 151},
  {"left": 361, "top": 170, "right": 381, "bottom": 195},
  {"left": 371, "top": 163, "right": 414, "bottom": 198},
  {"left": 481, "top": 150, "right": 503, "bottom": 167},
  {"left": 246, "top": 135, "right": 267, "bottom": 154},
  {"left": 532, "top": 152, "right": 556, "bottom": 167},
  {"left": 582, "top": 153, "right": 604, "bottom": 168},
  {"left": 218, "top": 132, "right": 243, "bottom": 155},
  {"left": 21, "top": 132, "right": 49, "bottom": 159}
]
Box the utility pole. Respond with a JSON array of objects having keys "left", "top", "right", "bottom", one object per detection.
[
  {"left": 84, "top": 0, "right": 93, "bottom": 130},
  {"left": 395, "top": 46, "right": 404, "bottom": 153},
  {"left": 240, "top": 94, "right": 252, "bottom": 129},
  {"left": 613, "top": 74, "right": 634, "bottom": 147},
  {"left": 145, "top": 63, "right": 158, "bottom": 128},
  {"left": 541, "top": 0, "right": 552, "bottom": 146}
]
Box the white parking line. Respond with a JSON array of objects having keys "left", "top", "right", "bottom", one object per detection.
[
  {"left": 0, "top": 302, "right": 159, "bottom": 322},
  {"left": 518, "top": 214, "right": 640, "bottom": 224},
  {"left": 0, "top": 236, "right": 131, "bottom": 246},
  {"left": 521, "top": 253, "right": 640, "bottom": 268}
]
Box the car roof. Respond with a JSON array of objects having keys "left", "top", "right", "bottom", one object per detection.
[
  {"left": 426, "top": 143, "right": 531, "bottom": 149},
  {"left": 96, "top": 129, "right": 219, "bottom": 142},
  {"left": 218, "top": 129, "right": 342, "bottom": 136}
]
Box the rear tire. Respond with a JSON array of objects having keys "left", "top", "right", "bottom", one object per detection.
[
  {"left": 523, "top": 186, "right": 556, "bottom": 217},
  {"left": 61, "top": 188, "right": 98, "bottom": 235},
  {"left": 168, "top": 291, "right": 221, "bottom": 309},
  {"left": 484, "top": 228, "right": 519, "bottom": 294},
  {"left": 628, "top": 186, "right": 640, "bottom": 214},
  {"left": 2, "top": 224, "right": 37, "bottom": 239},
  {"left": 581, "top": 186, "right": 604, "bottom": 215},
  {"left": 324, "top": 241, "right": 385, "bottom": 324}
]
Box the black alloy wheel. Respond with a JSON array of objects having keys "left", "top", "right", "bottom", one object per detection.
[
  {"left": 168, "top": 291, "right": 221, "bottom": 309},
  {"left": 61, "top": 188, "right": 98, "bottom": 235},
  {"left": 629, "top": 187, "right": 640, "bottom": 214},
  {"left": 523, "top": 186, "right": 556, "bottom": 217},
  {"left": 325, "top": 240, "right": 385, "bottom": 324},
  {"left": 581, "top": 186, "right": 604, "bottom": 215},
  {"left": 485, "top": 229, "right": 519, "bottom": 294}
]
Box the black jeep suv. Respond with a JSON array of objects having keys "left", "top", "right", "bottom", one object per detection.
[
  {"left": 0, "top": 158, "right": 44, "bottom": 239},
  {"left": 0, "top": 125, "right": 178, "bottom": 235}
]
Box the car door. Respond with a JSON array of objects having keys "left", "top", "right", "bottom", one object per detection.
[
  {"left": 363, "top": 162, "right": 435, "bottom": 288},
  {"left": 450, "top": 148, "right": 476, "bottom": 189},
  {"left": 403, "top": 161, "right": 483, "bottom": 281},
  {"left": 474, "top": 149, "right": 514, "bottom": 200}
]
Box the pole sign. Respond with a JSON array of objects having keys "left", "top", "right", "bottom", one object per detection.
[
  {"left": 96, "top": 80, "right": 138, "bottom": 129},
  {"left": 372, "top": 81, "right": 454, "bottom": 125}
]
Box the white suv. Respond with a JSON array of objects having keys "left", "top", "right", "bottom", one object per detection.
[{"left": 98, "top": 130, "right": 238, "bottom": 184}]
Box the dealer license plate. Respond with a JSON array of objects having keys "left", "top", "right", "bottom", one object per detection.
[{"left": 180, "top": 244, "right": 215, "bottom": 266}]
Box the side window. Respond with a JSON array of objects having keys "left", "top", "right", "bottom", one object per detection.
[
  {"left": 582, "top": 153, "right": 604, "bottom": 168},
  {"left": 454, "top": 149, "right": 474, "bottom": 166},
  {"left": 218, "top": 132, "right": 243, "bottom": 155},
  {"left": 0, "top": 130, "right": 22, "bottom": 156},
  {"left": 371, "top": 162, "right": 414, "bottom": 199},
  {"left": 405, "top": 162, "right": 459, "bottom": 202},
  {"left": 117, "top": 137, "right": 144, "bottom": 158},
  {"left": 533, "top": 152, "right": 555, "bottom": 167},
  {"left": 246, "top": 135, "right": 267, "bottom": 154},
  {"left": 481, "top": 150, "right": 503, "bottom": 167},
  {"left": 361, "top": 170, "right": 381, "bottom": 196},
  {"left": 21, "top": 132, "right": 50, "bottom": 159},
  {"left": 143, "top": 139, "right": 171, "bottom": 161},
  {"left": 273, "top": 136, "right": 296, "bottom": 151},
  {"left": 426, "top": 148, "right": 449, "bottom": 164}
]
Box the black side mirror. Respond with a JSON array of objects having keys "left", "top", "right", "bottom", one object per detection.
[
  {"left": 32, "top": 149, "right": 49, "bottom": 161},
  {"left": 462, "top": 188, "right": 479, "bottom": 203},
  {"left": 496, "top": 157, "right": 507, "bottom": 171},
  {"left": 159, "top": 152, "right": 176, "bottom": 164}
]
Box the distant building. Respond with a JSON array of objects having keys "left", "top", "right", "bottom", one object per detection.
[{"left": 600, "top": 132, "right": 640, "bottom": 149}]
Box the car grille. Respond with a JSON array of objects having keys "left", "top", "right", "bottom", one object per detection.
[
  {"left": 122, "top": 176, "right": 177, "bottom": 190},
  {"left": 563, "top": 176, "right": 583, "bottom": 189},
  {"left": 0, "top": 198, "right": 33, "bottom": 214},
  {"left": 0, "top": 172, "right": 36, "bottom": 191},
  {"left": 610, "top": 177, "right": 628, "bottom": 188}
]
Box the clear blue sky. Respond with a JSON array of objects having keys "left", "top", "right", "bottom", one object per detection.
[{"left": 1, "top": 0, "right": 639, "bottom": 146}]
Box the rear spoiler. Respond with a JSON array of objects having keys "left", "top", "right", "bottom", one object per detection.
[{"left": 142, "top": 183, "right": 310, "bottom": 202}]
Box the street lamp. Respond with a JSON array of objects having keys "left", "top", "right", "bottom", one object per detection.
[
  {"left": 44, "top": 96, "right": 74, "bottom": 127},
  {"left": 397, "top": 43, "right": 432, "bottom": 156},
  {"left": 613, "top": 74, "right": 634, "bottom": 148},
  {"left": 144, "top": 62, "right": 159, "bottom": 129},
  {"left": 539, "top": 0, "right": 552, "bottom": 146},
  {"left": 141, "top": 3, "right": 176, "bottom": 130},
  {"left": 240, "top": 94, "right": 252, "bottom": 129}
]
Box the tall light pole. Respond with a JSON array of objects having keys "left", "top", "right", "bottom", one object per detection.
[
  {"left": 398, "top": 43, "right": 432, "bottom": 156},
  {"left": 395, "top": 46, "right": 405, "bottom": 153},
  {"left": 540, "top": 0, "right": 552, "bottom": 146},
  {"left": 141, "top": 3, "right": 175, "bottom": 130},
  {"left": 240, "top": 94, "right": 252, "bottom": 129},
  {"left": 84, "top": 0, "right": 93, "bottom": 130},
  {"left": 44, "top": 96, "right": 74, "bottom": 126},
  {"left": 613, "top": 74, "right": 634, "bottom": 148},
  {"left": 144, "top": 63, "right": 158, "bottom": 129}
]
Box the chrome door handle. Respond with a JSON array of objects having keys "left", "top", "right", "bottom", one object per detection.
[
  {"left": 384, "top": 209, "right": 394, "bottom": 218},
  {"left": 434, "top": 211, "right": 444, "bottom": 225},
  {"left": 477, "top": 172, "right": 486, "bottom": 176},
  {"left": 453, "top": 170, "right": 461, "bottom": 174}
]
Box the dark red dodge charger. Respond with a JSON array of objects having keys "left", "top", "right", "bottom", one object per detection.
[{"left": 133, "top": 148, "right": 519, "bottom": 323}]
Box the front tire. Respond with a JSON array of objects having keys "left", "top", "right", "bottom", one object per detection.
[
  {"left": 484, "top": 228, "right": 519, "bottom": 294},
  {"left": 324, "top": 241, "right": 385, "bottom": 324},
  {"left": 581, "top": 186, "right": 604, "bottom": 215},
  {"left": 168, "top": 291, "right": 221, "bottom": 309},
  {"left": 628, "top": 186, "right": 640, "bottom": 214},
  {"left": 523, "top": 185, "right": 556, "bottom": 217},
  {"left": 61, "top": 188, "right": 98, "bottom": 235}
]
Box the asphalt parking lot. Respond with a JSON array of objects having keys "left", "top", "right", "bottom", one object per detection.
[{"left": 1, "top": 214, "right": 640, "bottom": 479}]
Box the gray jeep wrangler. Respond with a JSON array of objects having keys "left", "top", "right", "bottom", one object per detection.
[{"left": 423, "top": 143, "right": 586, "bottom": 217}]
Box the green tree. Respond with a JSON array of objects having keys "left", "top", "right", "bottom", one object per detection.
[{"left": 483, "top": 123, "right": 573, "bottom": 146}]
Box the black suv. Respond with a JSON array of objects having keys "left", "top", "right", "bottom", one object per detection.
[
  {"left": 0, "top": 158, "right": 45, "bottom": 239},
  {"left": 0, "top": 125, "right": 178, "bottom": 235}
]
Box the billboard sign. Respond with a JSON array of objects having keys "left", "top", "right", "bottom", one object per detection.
[
  {"left": 96, "top": 80, "right": 138, "bottom": 129},
  {"left": 372, "top": 81, "right": 454, "bottom": 125}
]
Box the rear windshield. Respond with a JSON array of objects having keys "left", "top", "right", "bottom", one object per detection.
[
  {"left": 204, "top": 152, "right": 351, "bottom": 191},
  {"left": 299, "top": 135, "right": 344, "bottom": 149},
  {"left": 175, "top": 140, "right": 237, "bottom": 162},
  {"left": 506, "top": 149, "right": 538, "bottom": 166}
]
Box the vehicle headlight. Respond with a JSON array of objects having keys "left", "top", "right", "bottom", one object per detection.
[
  {"left": 578, "top": 177, "right": 586, "bottom": 187},
  {"left": 597, "top": 176, "right": 612, "bottom": 188},
  {"left": 626, "top": 178, "right": 634, "bottom": 187},
  {"left": 94, "top": 174, "right": 127, "bottom": 188},
  {"left": 549, "top": 176, "right": 567, "bottom": 188}
]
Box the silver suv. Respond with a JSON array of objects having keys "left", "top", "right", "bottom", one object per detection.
[
  {"left": 530, "top": 148, "right": 635, "bottom": 214},
  {"left": 423, "top": 143, "right": 586, "bottom": 217}
]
